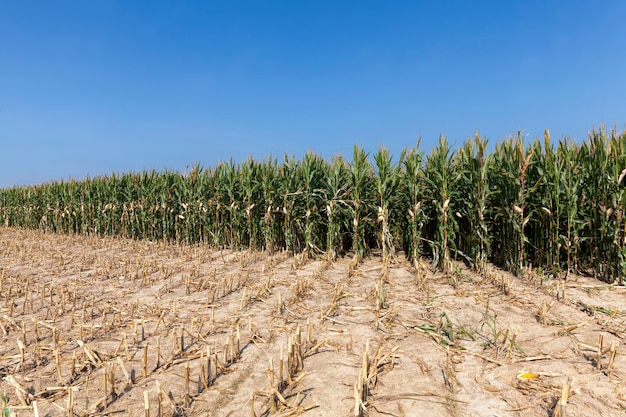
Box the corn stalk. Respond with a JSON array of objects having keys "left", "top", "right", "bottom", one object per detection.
[
  {"left": 402, "top": 145, "right": 427, "bottom": 277},
  {"left": 456, "top": 133, "right": 490, "bottom": 271},
  {"left": 347, "top": 145, "right": 373, "bottom": 262},
  {"left": 373, "top": 146, "right": 401, "bottom": 265},
  {"left": 297, "top": 152, "right": 326, "bottom": 258},
  {"left": 323, "top": 156, "right": 349, "bottom": 261},
  {"left": 424, "top": 136, "right": 457, "bottom": 273}
]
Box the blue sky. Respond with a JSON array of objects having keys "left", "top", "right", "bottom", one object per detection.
[{"left": 1, "top": 1, "right": 625, "bottom": 188}]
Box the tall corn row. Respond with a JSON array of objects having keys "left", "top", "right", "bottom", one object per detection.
[
  {"left": 192, "top": 165, "right": 215, "bottom": 244},
  {"left": 488, "top": 134, "right": 532, "bottom": 274},
  {"left": 611, "top": 131, "right": 626, "bottom": 283},
  {"left": 402, "top": 145, "right": 427, "bottom": 277},
  {"left": 590, "top": 128, "right": 626, "bottom": 282},
  {"left": 373, "top": 146, "right": 402, "bottom": 264},
  {"left": 525, "top": 133, "right": 559, "bottom": 269},
  {"left": 515, "top": 137, "right": 533, "bottom": 274},
  {"left": 279, "top": 156, "right": 299, "bottom": 253},
  {"left": 604, "top": 130, "right": 626, "bottom": 282},
  {"left": 541, "top": 132, "right": 561, "bottom": 268},
  {"left": 557, "top": 141, "right": 584, "bottom": 278},
  {"left": 3, "top": 127, "right": 626, "bottom": 282},
  {"left": 323, "top": 156, "right": 349, "bottom": 261},
  {"left": 210, "top": 166, "right": 226, "bottom": 246},
  {"left": 579, "top": 129, "right": 619, "bottom": 280},
  {"left": 221, "top": 161, "right": 241, "bottom": 249},
  {"left": 260, "top": 157, "right": 282, "bottom": 253},
  {"left": 348, "top": 145, "right": 373, "bottom": 262},
  {"left": 456, "top": 133, "right": 490, "bottom": 271},
  {"left": 424, "top": 136, "right": 457, "bottom": 273},
  {"left": 296, "top": 152, "right": 324, "bottom": 257},
  {"left": 240, "top": 158, "right": 260, "bottom": 249}
]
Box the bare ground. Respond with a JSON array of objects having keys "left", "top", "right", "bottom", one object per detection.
[{"left": 1, "top": 227, "right": 626, "bottom": 416}]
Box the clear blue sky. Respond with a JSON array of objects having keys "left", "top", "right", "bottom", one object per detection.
[{"left": 2, "top": 1, "right": 625, "bottom": 188}]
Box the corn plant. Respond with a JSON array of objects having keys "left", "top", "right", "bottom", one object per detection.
[
  {"left": 323, "top": 156, "right": 349, "bottom": 260},
  {"left": 456, "top": 133, "right": 490, "bottom": 271},
  {"left": 279, "top": 155, "right": 300, "bottom": 253},
  {"left": 557, "top": 140, "right": 584, "bottom": 278},
  {"left": 525, "top": 133, "right": 560, "bottom": 270},
  {"left": 424, "top": 136, "right": 457, "bottom": 273},
  {"left": 297, "top": 152, "right": 326, "bottom": 257},
  {"left": 606, "top": 130, "right": 626, "bottom": 283},
  {"left": 259, "top": 157, "right": 282, "bottom": 253},
  {"left": 579, "top": 129, "right": 618, "bottom": 279},
  {"left": 215, "top": 161, "right": 239, "bottom": 248},
  {"left": 402, "top": 145, "right": 427, "bottom": 275},
  {"left": 373, "top": 146, "right": 402, "bottom": 264},
  {"left": 597, "top": 129, "right": 626, "bottom": 282},
  {"left": 240, "top": 157, "right": 260, "bottom": 249},
  {"left": 347, "top": 145, "right": 374, "bottom": 261},
  {"left": 488, "top": 133, "right": 532, "bottom": 274}
]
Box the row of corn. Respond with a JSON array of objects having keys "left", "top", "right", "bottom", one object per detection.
[{"left": 1, "top": 127, "right": 625, "bottom": 281}]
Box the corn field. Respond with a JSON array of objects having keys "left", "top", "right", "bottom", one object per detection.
[{"left": 2, "top": 127, "right": 626, "bottom": 282}]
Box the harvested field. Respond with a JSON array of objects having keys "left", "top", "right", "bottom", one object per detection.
[{"left": 1, "top": 227, "right": 626, "bottom": 416}]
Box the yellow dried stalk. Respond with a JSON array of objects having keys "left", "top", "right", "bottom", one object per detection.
[
  {"left": 559, "top": 321, "right": 587, "bottom": 334},
  {"left": 223, "top": 337, "right": 229, "bottom": 365},
  {"left": 279, "top": 345, "right": 284, "bottom": 389},
  {"left": 199, "top": 350, "right": 208, "bottom": 391},
  {"left": 78, "top": 340, "right": 102, "bottom": 366},
  {"left": 102, "top": 365, "right": 108, "bottom": 401},
  {"left": 108, "top": 363, "right": 117, "bottom": 399},
  {"left": 506, "top": 327, "right": 519, "bottom": 360},
  {"left": 70, "top": 350, "right": 77, "bottom": 379},
  {"left": 66, "top": 385, "right": 74, "bottom": 417},
  {"left": 354, "top": 373, "right": 364, "bottom": 416},
  {"left": 5, "top": 375, "right": 32, "bottom": 406},
  {"left": 144, "top": 390, "right": 150, "bottom": 417},
  {"left": 156, "top": 381, "right": 163, "bottom": 417},
  {"left": 607, "top": 342, "right": 619, "bottom": 377},
  {"left": 553, "top": 377, "right": 575, "bottom": 417},
  {"left": 54, "top": 349, "right": 64, "bottom": 384},
  {"left": 444, "top": 347, "right": 456, "bottom": 390},
  {"left": 538, "top": 301, "right": 553, "bottom": 325},
  {"left": 597, "top": 333, "right": 604, "bottom": 369},
  {"left": 16, "top": 338, "right": 25, "bottom": 370},
  {"left": 116, "top": 357, "right": 132, "bottom": 387},
  {"left": 277, "top": 291, "right": 283, "bottom": 315},
  {"left": 184, "top": 362, "right": 190, "bottom": 407}
]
